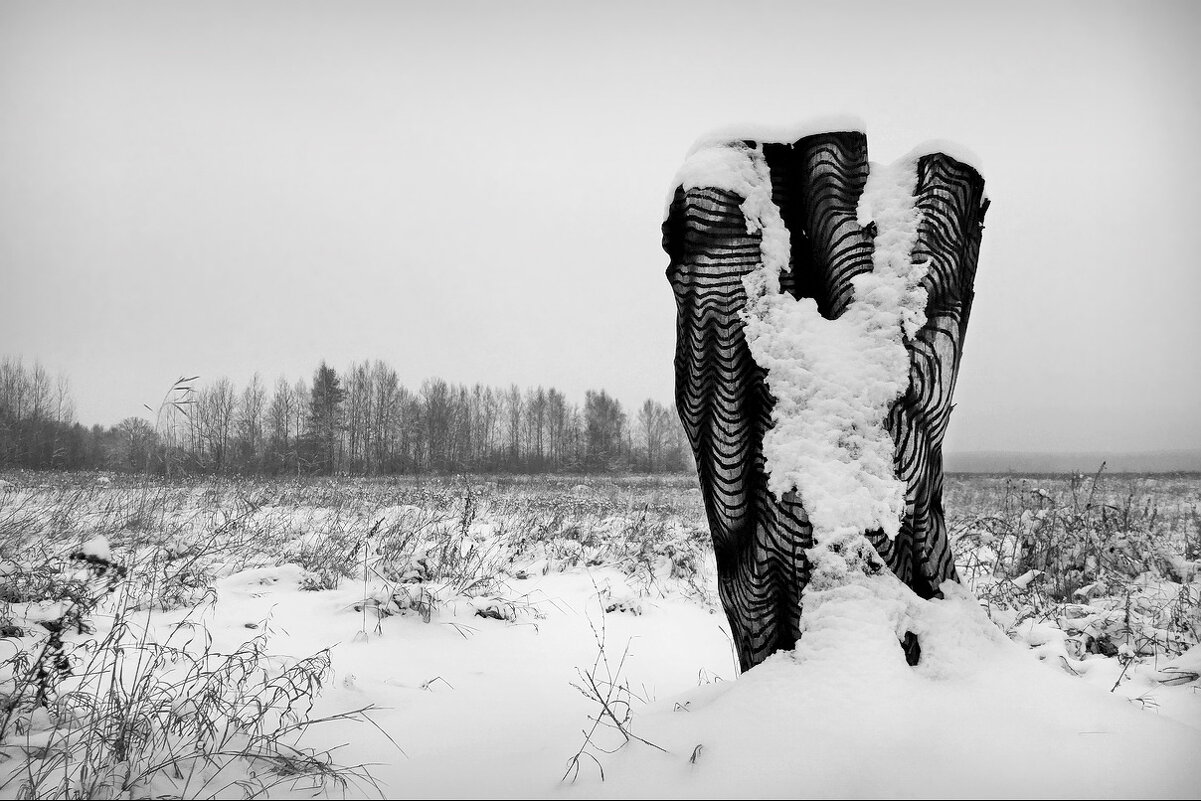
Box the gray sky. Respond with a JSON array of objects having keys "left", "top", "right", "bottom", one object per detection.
[{"left": 1, "top": 0, "right": 1198, "bottom": 453}]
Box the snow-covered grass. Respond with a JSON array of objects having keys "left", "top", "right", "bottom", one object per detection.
[{"left": 0, "top": 471, "right": 1198, "bottom": 798}]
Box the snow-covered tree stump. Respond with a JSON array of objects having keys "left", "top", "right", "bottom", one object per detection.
[{"left": 664, "top": 127, "right": 988, "bottom": 671}]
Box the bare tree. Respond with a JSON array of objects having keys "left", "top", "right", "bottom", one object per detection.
[
  {"left": 636, "top": 399, "right": 672, "bottom": 472},
  {"left": 420, "top": 378, "right": 453, "bottom": 471},
  {"left": 369, "top": 361, "right": 400, "bottom": 473},
  {"left": 344, "top": 362, "right": 374, "bottom": 473},
  {"left": 114, "top": 416, "right": 158, "bottom": 472},
  {"left": 504, "top": 384, "right": 523, "bottom": 470},
  {"left": 526, "top": 386, "right": 547, "bottom": 469},
  {"left": 236, "top": 373, "right": 266, "bottom": 471},
  {"left": 545, "top": 388, "right": 567, "bottom": 470},
  {"left": 1, "top": 351, "right": 692, "bottom": 477},
  {"left": 397, "top": 386, "right": 421, "bottom": 472},
  {"left": 479, "top": 385, "right": 501, "bottom": 469},
  {"left": 198, "top": 378, "right": 237, "bottom": 472},
  {"left": 266, "top": 376, "right": 296, "bottom": 473}
]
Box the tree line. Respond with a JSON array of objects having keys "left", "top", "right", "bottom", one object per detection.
[{"left": 0, "top": 357, "right": 694, "bottom": 475}]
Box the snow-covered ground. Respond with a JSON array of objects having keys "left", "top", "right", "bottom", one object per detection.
[
  {"left": 208, "top": 559, "right": 1201, "bottom": 799},
  {"left": 1, "top": 474, "right": 1199, "bottom": 798}
]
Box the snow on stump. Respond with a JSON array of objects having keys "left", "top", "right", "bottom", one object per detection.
[{"left": 664, "top": 125, "right": 988, "bottom": 671}]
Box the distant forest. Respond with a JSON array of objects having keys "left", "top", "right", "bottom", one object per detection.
[{"left": 0, "top": 357, "right": 694, "bottom": 475}]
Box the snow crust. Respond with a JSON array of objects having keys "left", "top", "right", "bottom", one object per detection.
[
  {"left": 79, "top": 535, "right": 112, "bottom": 562},
  {"left": 581, "top": 574, "right": 1201, "bottom": 799},
  {"left": 908, "top": 137, "right": 986, "bottom": 173},
  {"left": 684, "top": 114, "right": 867, "bottom": 158},
  {"left": 667, "top": 128, "right": 986, "bottom": 217}
]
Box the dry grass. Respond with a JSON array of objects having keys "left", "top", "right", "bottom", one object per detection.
[
  {"left": 1, "top": 468, "right": 1198, "bottom": 795},
  {"left": 948, "top": 468, "right": 1200, "bottom": 671}
]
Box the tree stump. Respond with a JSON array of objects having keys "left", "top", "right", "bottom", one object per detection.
[{"left": 664, "top": 130, "right": 988, "bottom": 672}]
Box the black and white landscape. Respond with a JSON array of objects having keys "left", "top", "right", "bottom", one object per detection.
[{"left": 1, "top": 2, "right": 1198, "bottom": 799}]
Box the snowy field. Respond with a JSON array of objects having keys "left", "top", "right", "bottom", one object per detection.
[{"left": 1, "top": 471, "right": 1199, "bottom": 799}]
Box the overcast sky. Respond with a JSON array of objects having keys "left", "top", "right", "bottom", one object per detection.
[{"left": 1, "top": 0, "right": 1198, "bottom": 454}]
